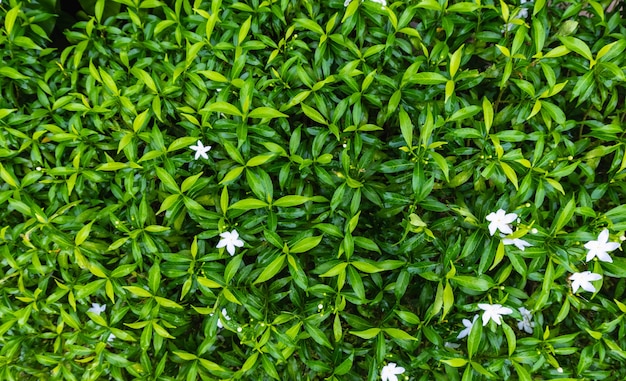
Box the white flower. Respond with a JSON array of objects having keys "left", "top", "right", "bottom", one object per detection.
[
  {"left": 570, "top": 271, "right": 602, "bottom": 293},
  {"left": 343, "top": 0, "right": 351, "bottom": 6},
  {"left": 457, "top": 314, "right": 479, "bottom": 339},
  {"left": 486, "top": 209, "right": 517, "bottom": 236},
  {"left": 478, "top": 303, "right": 513, "bottom": 326},
  {"left": 88, "top": 303, "right": 106, "bottom": 315},
  {"left": 444, "top": 342, "right": 461, "bottom": 349},
  {"left": 189, "top": 140, "right": 212, "bottom": 160},
  {"left": 503, "top": 237, "right": 532, "bottom": 251},
  {"left": 216, "top": 229, "right": 244, "bottom": 256},
  {"left": 584, "top": 229, "right": 620, "bottom": 263},
  {"left": 369, "top": 0, "right": 387, "bottom": 7},
  {"left": 210, "top": 308, "right": 231, "bottom": 329},
  {"left": 516, "top": 307, "right": 535, "bottom": 334},
  {"left": 381, "top": 362, "right": 405, "bottom": 381},
  {"left": 516, "top": 0, "right": 529, "bottom": 19},
  {"left": 107, "top": 333, "right": 116, "bottom": 342}
]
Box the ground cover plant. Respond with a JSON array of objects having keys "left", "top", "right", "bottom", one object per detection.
[{"left": 1, "top": 0, "right": 626, "bottom": 379}]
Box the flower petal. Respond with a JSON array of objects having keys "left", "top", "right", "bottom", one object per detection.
[
  {"left": 498, "top": 306, "right": 513, "bottom": 315},
  {"left": 596, "top": 251, "right": 613, "bottom": 263},
  {"left": 580, "top": 281, "right": 596, "bottom": 293},
  {"left": 587, "top": 273, "right": 602, "bottom": 281},
  {"left": 226, "top": 244, "right": 236, "bottom": 256},
  {"left": 502, "top": 213, "right": 518, "bottom": 223},
  {"left": 598, "top": 229, "right": 609, "bottom": 243},
  {"left": 605, "top": 242, "right": 620, "bottom": 252}
]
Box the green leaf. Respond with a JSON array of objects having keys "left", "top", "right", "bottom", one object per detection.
[
  {"left": 395, "top": 310, "right": 421, "bottom": 325},
  {"left": 353, "top": 237, "right": 381, "bottom": 253},
  {"left": 123, "top": 286, "right": 153, "bottom": 298},
  {"left": 301, "top": 103, "right": 328, "bottom": 125},
  {"left": 148, "top": 262, "right": 161, "bottom": 294},
  {"left": 97, "top": 162, "right": 129, "bottom": 171},
  {"left": 290, "top": 236, "right": 323, "bottom": 253},
  {"left": 429, "top": 151, "right": 449, "bottom": 182},
  {"left": 75, "top": 221, "right": 94, "bottom": 246},
  {"left": 156, "top": 167, "right": 180, "bottom": 194},
  {"left": 442, "top": 281, "right": 454, "bottom": 320},
  {"left": 398, "top": 107, "right": 413, "bottom": 148},
  {"left": 199, "top": 70, "right": 229, "bottom": 82},
  {"left": 197, "top": 276, "right": 223, "bottom": 288},
  {"left": 295, "top": 18, "right": 324, "bottom": 35},
  {"left": 384, "top": 328, "right": 417, "bottom": 340},
  {"left": 512, "top": 361, "right": 532, "bottom": 381},
  {"left": 4, "top": 6, "right": 19, "bottom": 36},
  {"left": 410, "top": 72, "right": 448, "bottom": 85},
  {"left": 0, "top": 67, "right": 28, "bottom": 80},
  {"left": 449, "top": 44, "right": 464, "bottom": 78},
  {"left": 467, "top": 318, "right": 482, "bottom": 359},
  {"left": 273, "top": 195, "right": 311, "bottom": 207},
  {"left": 246, "top": 153, "right": 276, "bottom": 167},
  {"left": 173, "top": 350, "right": 197, "bottom": 361},
  {"left": 229, "top": 198, "right": 269, "bottom": 210},
  {"left": 451, "top": 276, "right": 493, "bottom": 292},
  {"left": 154, "top": 296, "right": 184, "bottom": 309},
  {"left": 447, "top": 2, "right": 478, "bottom": 12},
  {"left": 559, "top": 36, "right": 593, "bottom": 61},
  {"left": 204, "top": 101, "right": 242, "bottom": 117},
  {"left": 0, "top": 164, "right": 19, "bottom": 188},
  {"left": 253, "top": 254, "right": 286, "bottom": 284},
  {"left": 448, "top": 106, "right": 482, "bottom": 122},
  {"left": 319, "top": 262, "right": 348, "bottom": 277},
  {"left": 104, "top": 352, "right": 133, "bottom": 367},
  {"left": 220, "top": 166, "right": 245, "bottom": 184},
  {"left": 551, "top": 197, "right": 575, "bottom": 234},
  {"left": 500, "top": 161, "right": 519, "bottom": 190},
  {"left": 441, "top": 358, "right": 469, "bottom": 367},
  {"left": 349, "top": 328, "right": 380, "bottom": 339},
  {"left": 248, "top": 107, "right": 288, "bottom": 119},
  {"left": 502, "top": 322, "right": 516, "bottom": 356},
  {"left": 168, "top": 137, "right": 200, "bottom": 152}
]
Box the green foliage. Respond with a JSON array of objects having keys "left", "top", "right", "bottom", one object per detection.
[{"left": 2, "top": 0, "right": 626, "bottom": 379}]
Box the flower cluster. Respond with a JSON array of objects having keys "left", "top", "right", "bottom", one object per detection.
[
  {"left": 569, "top": 229, "right": 620, "bottom": 294},
  {"left": 486, "top": 208, "right": 532, "bottom": 249}
]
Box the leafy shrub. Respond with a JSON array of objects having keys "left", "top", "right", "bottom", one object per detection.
[{"left": 1, "top": 0, "right": 626, "bottom": 380}]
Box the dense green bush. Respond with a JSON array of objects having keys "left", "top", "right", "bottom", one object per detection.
[{"left": 2, "top": 0, "right": 626, "bottom": 379}]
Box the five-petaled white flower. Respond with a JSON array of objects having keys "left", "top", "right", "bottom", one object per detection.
[
  {"left": 189, "top": 140, "right": 212, "bottom": 160},
  {"left": 503, "top": 237, "right": 533, "bottom": 251},
  {"left": 381, "top": 362, "right": 405, "bottom": 381},
  {"left": 478, "top": 303, "right": 513, "bottom": 326},
  {"left": 570, "top": 271, "right": 602, "bottom": 293},
  {"left": 88, "top": 303, "right": 106, "bottom": 315},
  {"left": 486, "top": 209, "right": 517, "bottom": 236},
  {"left": 517, "top": 307, "right": 535, "bottom": 334},
  {"left": 216, "top": 229, "right": 244, "bottom": 256},
  {"left": 585, "top": 229, "right": 620, "bottom": 263},
  {"left": 457, "top": 314, "right": 479, "bottom": 339},
  {"left": 210, "top": 308, "right": 231, "bottom": 329}
]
